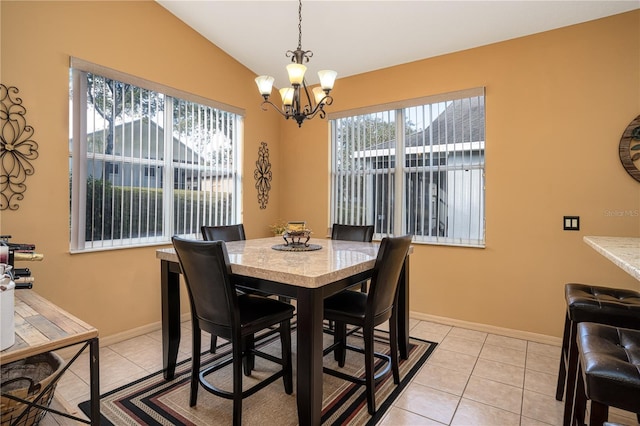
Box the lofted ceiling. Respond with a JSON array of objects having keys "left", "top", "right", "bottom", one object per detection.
[{"left": 156, "top": 1, "right": 639, "bottom": 89}]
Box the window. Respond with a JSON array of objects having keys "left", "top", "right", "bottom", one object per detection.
[
  {"left": 330, "top": 88, "right": 485, "bottom": 247},
  {"left": 69, "top": 58, "right": 244, "bottom": 251}
]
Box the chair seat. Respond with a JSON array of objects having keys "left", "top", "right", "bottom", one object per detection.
[
  {"left": 578, "top": 323, "right": 640, "bottom": 412},
  {"left": 566, "top": 283, "right": 640, "bottom": 327},
  {"left": 324, "top": 290, "right": 367, "bottom": 323},
  {"left": 238, "top": 294, "right": 295, "bottom": 333}
]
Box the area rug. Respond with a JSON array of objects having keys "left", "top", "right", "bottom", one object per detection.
[{"left": 80, "top": 327, "right": 436, "bottom": 426}]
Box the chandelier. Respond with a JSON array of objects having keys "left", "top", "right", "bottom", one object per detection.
[{"left": 255, "top": 0, "right": 337, "bottom": 127}]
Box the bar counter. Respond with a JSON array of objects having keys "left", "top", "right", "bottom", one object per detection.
[{"left": 583, "top": 236, "right": 640, "bottom": 281}]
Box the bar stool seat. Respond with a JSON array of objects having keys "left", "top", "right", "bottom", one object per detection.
[{"left": 570, "top": 322, "right": 640, "bottom": 426}]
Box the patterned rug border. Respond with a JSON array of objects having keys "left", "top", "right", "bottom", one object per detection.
[{"left": 80, "top": 329, "right": 437, "bottom": 426}]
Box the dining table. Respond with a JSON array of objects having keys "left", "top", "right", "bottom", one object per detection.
[{"left": 155, "top": 236, "right": 411, "bottom": 426}]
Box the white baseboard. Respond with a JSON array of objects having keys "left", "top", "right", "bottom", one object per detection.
[{"left": 411, "top": 311, "right": 562, "bottom": 346}]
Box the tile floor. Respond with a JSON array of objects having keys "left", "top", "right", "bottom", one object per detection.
[{"left": 42, "top": 319, "right": 640, "bottom": 426}]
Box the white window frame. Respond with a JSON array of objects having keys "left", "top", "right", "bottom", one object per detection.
[
  {"left": 329, "top": 87, "right": 485, "bottom": 247},
  {"left": 69, "top": 58, "right": 244, "bottom": 252}
]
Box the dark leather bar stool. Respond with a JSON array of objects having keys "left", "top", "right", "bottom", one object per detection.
[
  {"left": 556, "top": 284, "right": 640, "bottom": 426},
  {"left": 570, "top": 322, "right": 640, "bottom": 426}
]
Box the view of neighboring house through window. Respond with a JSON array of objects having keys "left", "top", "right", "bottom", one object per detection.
[
  {"left": 330, "top": 87, "right": 485, "bottom": 247},
  {"left": 69, "top": 58, "right": 244, "bottom": 251}
]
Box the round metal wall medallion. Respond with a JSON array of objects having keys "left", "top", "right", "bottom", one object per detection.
[{"left": 619, "top": 114, "right": 640, "bottom": 183}]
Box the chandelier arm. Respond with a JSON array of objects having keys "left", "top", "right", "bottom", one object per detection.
[
  {"left": 259, "top": 99, "right": 293, "bottom": 120},
  {"left": 301, "top": 81, "right": 315, "bottom": 113},
  {"left": 302, "top": 95, "right": 333, "bottom": 120}
]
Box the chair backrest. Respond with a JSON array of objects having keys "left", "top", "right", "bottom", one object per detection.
[
  {"left": 172, "top": 236, "right": 238, "bottom": 335},
  {"left": 201, "top": 224, "right": 246, "bottom": 242},
  {"left": 366, "top": 235, "right": 412, "bottom": 321},
  {"left": 331, "top": 224, "right": 374, "bottom": 242}
]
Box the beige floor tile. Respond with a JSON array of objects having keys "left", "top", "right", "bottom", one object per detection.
[
  {"left": 413, "top": 363, "right": 471, "bottom": 396},
  {"left": 55, "top": 369, "right": 90, "bottom": 402},
  {"left": 68, "top": 346, "right": 147, "bottom": 392},
  {"left": 463, "top": 375, "right": 522, "bottom": 414},
  {"left": 472, "top": 358, "right": 524, "bottom": 388},
  {"left": 447, "top": 327, "right": 487, "bottom": 343},
  {"left": 379, "top": 407, "right": 446, "bottom": 425},
  {"left": 394, "top": 382, "right": 460, "bottom": 424},
  {"left": 527, "top": 341, "right": 561, "bottom": 359},
  {"left": 609, "top": 406, "right": 640, "bottom": 425},
  {"left": 485, "top": 334, "right": 527, "bottom": 352},
  {"left": 520, "top": 415, "right": 557, "bottom": 426},
  {"left": 526, "top": 352, "right": 558, "bottom": 373},
  {"left": 410, "top": 321, "right": 452, "bottom": 343},
  {"left": 524, "top": 369, "right": 557, "bottom": 397},
  {"left": 522, "top": 389, "right": 564, "bottom": 425},
  {"left": 451, "top": 398, "right": 520, "bottom": 426},
  {"left": 407, "top": 318, "right": 423, "bottom": 333},
  {"left": 439, "top": 335, "right": 484, "bottom": 357},
  {"left": 109, "top": 334, "right": 165, "bottom": 372},
  {"left": 479, "top": 343, "right": 526, "bottom": 368},
  {"left": 427, "top": 348, "right": 478, "bottom": 375}
]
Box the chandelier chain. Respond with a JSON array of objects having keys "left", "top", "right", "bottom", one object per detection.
[{"left": 297, "top": 0, "right": 303, "bottom": 50}]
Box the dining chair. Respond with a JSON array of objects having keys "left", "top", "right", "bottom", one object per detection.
[
  {"left": 322, "top": 234, "right": 412, "bottom": 415},
  {"left": 201, "top": 224, "right": 246, "bottom": 242},
  {"left": 201, "top": 224, "right": 246, "bottom": 353},
  {"left": 200, "top": 224, "right": 291, "bottom": 356},
  {"left": 331, "top": 224, "right": 374, "bottom": 292},
  {"left": 172, "top": 236, "right": 294, "bottom": 426}
]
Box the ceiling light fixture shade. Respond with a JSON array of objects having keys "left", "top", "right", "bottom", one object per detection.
[{"left": 254, "top": 0, "right": 336, "bottom": 127}]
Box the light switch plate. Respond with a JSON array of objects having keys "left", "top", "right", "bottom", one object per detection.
[{"left": 563, "top": 216, "right": 580, "bottom": 231}]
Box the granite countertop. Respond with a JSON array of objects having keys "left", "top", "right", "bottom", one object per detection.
[{"left": 583, "top": 236, "right": 640, "bottom": 281}]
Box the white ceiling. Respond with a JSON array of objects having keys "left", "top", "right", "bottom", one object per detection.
[{"left": 157, "top": 1, "right": 639, "bottom": 89}]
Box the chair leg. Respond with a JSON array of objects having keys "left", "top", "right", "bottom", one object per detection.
[
  {"left": 364, "top": 326, "right": 376, "bottom": 415},
  {"left": 242, "top": 335, "right": 255, "bottom": 376},
  {"left": 562, "top": 319, "right": 579, "bottom": 426},
  {"left": 589, "top": 401, "right": 609, "bottom": 426},
  {"left": 210, "top": 334, "right": 217, "bottom": 354},
  {"left": 389, "top": 314, "right": 400, "bottom": 384},
  {"left": 334, "top": 322, "right": 347, "bottom": 367},
  {"left": 232, "top": 339, "right": 243, "bottom": 426},
  {"left": 569, "top": 358, "right": 587, "bottom": 426},
  {"left": 280, "top": 320, "right": 293, "bottom": 394},
  {"left": 556, "top": 311, "right": 571, "bottom": 401},
  {"left": 190, "top": 328, "right": 201, "bottom": 407}
]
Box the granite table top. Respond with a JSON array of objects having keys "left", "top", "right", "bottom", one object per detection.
[{"left": 157, "top": 236, "right": 384, "bottom": 289}]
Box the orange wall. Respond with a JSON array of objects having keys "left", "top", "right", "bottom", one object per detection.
[
  {"left": 280, "top": 10, "right": 640, "bottom": 338},
  {"left": 0, "top": 0, "right": 283, "bottom": 336},
  {"left": 1, "top": 1, "right": 638, "bottom": 339}
]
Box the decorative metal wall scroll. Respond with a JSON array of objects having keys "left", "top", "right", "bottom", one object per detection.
[
  {"left": 254, "top": 142, "right": 272, "bottom": 209},
  {"left": 0, "top": 84, "right": 39, "bottom": 210},
  {"left": 619, "top": 114, "right": 640, "bottom": 183}
]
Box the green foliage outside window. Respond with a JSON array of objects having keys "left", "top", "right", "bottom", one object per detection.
[{"left": 84, "top": 178, "right": 230, "bottom": 242}]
